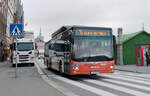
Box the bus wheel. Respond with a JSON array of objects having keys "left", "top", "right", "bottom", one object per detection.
[
  {"left": 47, "top": 60, "right": 51, "bottom": 69},
  {"left": 90, "top": 74, "right": 97, "bottom": 78}
]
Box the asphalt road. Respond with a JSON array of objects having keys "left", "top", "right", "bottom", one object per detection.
[{"left": 37, "top": 59, "right": 150, "bottom": 96}]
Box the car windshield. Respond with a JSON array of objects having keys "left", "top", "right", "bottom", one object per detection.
[
  {"left": 72, "top": 36, "right": 113, "bottom": 62},
  {"left": 17, "top": 42, "right": 34, "bottom": 51}
]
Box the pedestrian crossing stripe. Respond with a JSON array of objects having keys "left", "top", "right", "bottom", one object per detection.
[
  {"left": 84, "top": 79, "right": 150, "bottom": 96},
  {"left": 102, "top": 74, "right": 150, "bottom": 85},
  {"left": 54, "top": 76, "right": 118, "bottom": 96},
  {"left": 54, "top": 75, "right": 150, "bottom": 96},
  {"left": 9, "top": 24, "right": 23, "bottom": 38}
]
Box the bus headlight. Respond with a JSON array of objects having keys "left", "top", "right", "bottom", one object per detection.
[
  {"left": 75, "top": 67, "right": 79, "bottom": 70},
  {"left": 110, "top": 66, "right": 114, "bottom": 69},
  {"left": 72, "top": 64, "right": 79, "bottom": 70}
]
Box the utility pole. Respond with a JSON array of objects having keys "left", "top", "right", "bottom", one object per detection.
[
  {"left": 142, "top": 23, "right": 145, "bottom": 31},
  {"left": 117, "top": 28, "right": 123, "bottom": 65}
]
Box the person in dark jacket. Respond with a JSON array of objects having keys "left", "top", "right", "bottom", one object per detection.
[{"left": 145, "top": 52, "right": 149, "bottom": 66}]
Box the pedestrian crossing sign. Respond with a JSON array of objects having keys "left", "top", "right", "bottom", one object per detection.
[{"left": 9, "top": 24, "right": 23, "bottom": 38}]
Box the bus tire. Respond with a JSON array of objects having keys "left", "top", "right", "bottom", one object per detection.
[{"left": 48, "top": 60, "right": 51, "bottom": 69}]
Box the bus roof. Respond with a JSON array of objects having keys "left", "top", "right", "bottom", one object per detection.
[{"left": 52, "top": 25, "right": 112, "bottom": 38}]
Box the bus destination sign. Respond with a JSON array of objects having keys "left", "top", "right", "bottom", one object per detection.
[{"left": 78, "top": 30, "right": 108, "bottom": 36}]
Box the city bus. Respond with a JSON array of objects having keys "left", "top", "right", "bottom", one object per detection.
[{"left": 46, "top": 26, "right": 115, "bottom": 75}]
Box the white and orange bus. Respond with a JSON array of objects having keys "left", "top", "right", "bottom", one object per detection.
[{"left": 45, "top": 26, "right": 115, "bottom": 75}]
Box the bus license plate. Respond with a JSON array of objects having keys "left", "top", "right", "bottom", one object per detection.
[{"left": 90, "top": 71, "right": 99, "bottom": 75}]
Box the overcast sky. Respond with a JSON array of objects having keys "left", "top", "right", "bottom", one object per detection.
[{"left": 22, "top": 0, "right": 150, "bottom": 41}]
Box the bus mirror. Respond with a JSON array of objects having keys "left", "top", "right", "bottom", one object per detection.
[
  {"left": 49, "top": 45, "right": 51, "bottom": 49},
  {"left": 35, "top": 44, "right": 37, "bottom": 49}
]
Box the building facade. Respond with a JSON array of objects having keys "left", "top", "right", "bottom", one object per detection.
[
  {"left": 0, "top": 0, "right": 24, "bottom": 61},
  {"left": 6, "top": 0, "right": 16, "bottom": 44},
  {"left": 116, "top": 30, "right": 150, "bottom": 65},
  {"left": 0, "top": 0, "right": 8, "bottom": 61}
]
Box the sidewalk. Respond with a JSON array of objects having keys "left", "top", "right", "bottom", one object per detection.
[
  {"left": 115, "top": 65, "right": 150, "bottom": 74},
  {"left": 0, "top": 62, "right": 64, "bottom": 96}
]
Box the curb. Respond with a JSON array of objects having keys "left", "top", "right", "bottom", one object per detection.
[{"left": 35, "top": 60, "right": 78, "bottom": 96}]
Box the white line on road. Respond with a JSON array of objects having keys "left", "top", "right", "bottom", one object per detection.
[
  {"left": 101, "top": 74, "right": 150, "bottom": 85},
  {"left": 103, "top": 78, "right": 150, "bottom": 91},
  {"left": 114, "top": 74, "right": 150, "bottom": 82},
  {"left": 118, "top": 73, "right": 150, "bottom": 80},
  {"left": 84, "top": 79, "right": 150, "bottom": 96},
  {"left": 54, "top": 76, "right": 118, "bottom": 96}
]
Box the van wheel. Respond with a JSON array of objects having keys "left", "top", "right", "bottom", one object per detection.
[{"left": 12, "top": 64, "right": 15, "bottom": 67}]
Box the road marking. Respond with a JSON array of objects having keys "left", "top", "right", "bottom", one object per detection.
[
  {"left": 84, "top": 79, "right": 150, "bottom": 96},
  {"left": 115, "top": 71, "right": 150, "bottom": 78},
  {"left": 101, "top": 74, "right": 150, "bottom": 85},
  {"left": 103, "top": 78, "right": 150, "bottom": 91},
  {"left": 114, "top": 74, "right": 150, "bottom": 82},
  {"left": 119, "top": 73, "right": 150, "bottom": 79},
  {"left": 54, "top": 76, "right": 118, "bottom": 96},
  {"left": 35, "top": 60, "right": 78, "bottom": 96}
]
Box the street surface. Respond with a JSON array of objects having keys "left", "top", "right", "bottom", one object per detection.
[
  {"left": 0, "top": 61, "right": 64, "bottom": 96},
  {"left": 37, "top": 59, "right": 150, "bottom": 96}
]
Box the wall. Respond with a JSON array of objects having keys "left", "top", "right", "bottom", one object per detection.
[{"left": 123, "top": 32, "right": 150, "bottom": 65}]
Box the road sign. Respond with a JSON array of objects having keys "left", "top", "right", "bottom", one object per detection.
[
  {"left": 9, "top": 24, "right": 23, "bottom": 38},
  {"left": 9, "top": 24, "right": 23, "bottom": 78}
]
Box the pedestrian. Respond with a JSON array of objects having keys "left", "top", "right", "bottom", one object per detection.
[{"left": 145, "top": 52, "right": 149, "bottom": 66}]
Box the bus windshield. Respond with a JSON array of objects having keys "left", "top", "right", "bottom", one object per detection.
[
  {"left": 72, "top": 36, "right": 113, "bottom": 62},
  {"left": 17, "top": 42, "right": 34, "bottom": 51},
  {"left": 52, "top": 43, "right": 69, "bottom": 52}
]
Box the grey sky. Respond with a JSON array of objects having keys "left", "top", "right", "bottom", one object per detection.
[{"left": 22, "top": 0, "right": 150, "bottom": 41}]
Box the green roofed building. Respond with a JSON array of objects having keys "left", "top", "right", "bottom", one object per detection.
[{"left": 121, "top": 30, "right": 150, "bottom": 65}]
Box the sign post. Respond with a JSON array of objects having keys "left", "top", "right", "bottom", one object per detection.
[{"left": 9, "top": 24, "right": 23, "bottom": 78}]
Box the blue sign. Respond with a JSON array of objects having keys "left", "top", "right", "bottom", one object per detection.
[{"left": 9, "top": 24, "right": 23, "bottom": 38}]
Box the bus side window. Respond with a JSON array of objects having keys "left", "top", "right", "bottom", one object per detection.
[{"left": 49, "top": 44, "right": 52, "bottom": 50}]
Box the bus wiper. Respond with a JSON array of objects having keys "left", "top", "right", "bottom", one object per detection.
[
  {"left": 76, "top": 56, "right": 92, "bottom": 61},
  {"left": 91, "top": 55, "right": 113, "bottom": 60}
]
